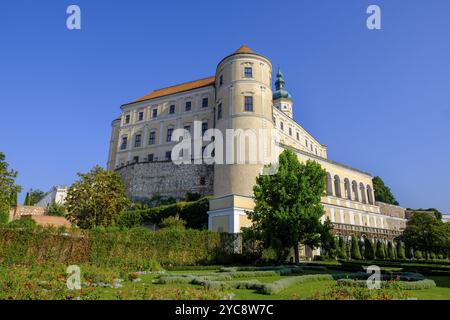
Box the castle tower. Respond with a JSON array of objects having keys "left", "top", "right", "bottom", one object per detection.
[
  {"left": 273, "top": 68, "right": 293, "bottom": 118},
  {"left": 208, "top": 45, "right": 275, "bottom": 233}
]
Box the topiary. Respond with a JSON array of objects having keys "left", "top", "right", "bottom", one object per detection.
[
  {"left": 350, "top": 236, "right": 362, "bottom": 260},
  {"left": 414, "top": 250, "right": 423, "bottom": 260},
  {"left": 387, "top": 242, "right": 396, "bottom": 260},
  {"left": 364, "top": 238, "right": 375, "bottom": 260},
  {"left": 375, "top": 240, "right": 386, "bottom": 259},
  {"left": 338, "top": 237, "right": 347, "bottom": 259},
  {"left": 396, "top": 241, "right": 406, "bottom": 260}
]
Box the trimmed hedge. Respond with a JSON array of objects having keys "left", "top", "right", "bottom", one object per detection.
[
  {"left": 261, "top": 274, "right": 335, "bottom": 295},
  {"left": 337, "top": 279, "right": 436, "bottom": 290},
  {"left": 127, "top": 197, "right": 211, "bottom": 229},
  {"left": 0, "top": 227, "right": 239, "bottom": 269}
]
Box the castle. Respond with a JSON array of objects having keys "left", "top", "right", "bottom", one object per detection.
[{"left": 107, "top": 45, "right": 407, "bottom": 247}]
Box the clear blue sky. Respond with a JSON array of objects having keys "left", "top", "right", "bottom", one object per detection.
[{"left": 1, "top": 0, "right": 449, "bottom": 212}]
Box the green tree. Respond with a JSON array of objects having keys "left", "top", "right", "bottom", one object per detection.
[
  {"left": 375, "top": 240, "right": 386, "bottom": 259},
  {"left": 338, "top": 237, "right": 347, "bottom": 259},
  {"left": 372, "top": 176, "right": 399, "bottom": 205},
  {"left": 399, "top": 212, "right": 448, "bottom": 258},
  {"left": 65, "top": 166, "right": 131, "bottom": 229},
  {"left": 46, "top": 202, "right": 67, "bottom": 217},
  {"left": 10, "top": 192, "right": 17, "bottom": 207},
  {"left": 27, "top": 189, "right": 46, "bottom": 206},
  {"left": 414, "top": 250, "right": 423, "bottom": 260},
  {"left": 245, "top": 150, "right": 328, "bottom": 264},
  {"left": 24, "top": 192, "right": 30, "bottom": 205},
  {"left": 0, "top": 152, "right": 21, "bottom": 214},
  {"left": 319, "top": 219, "right": 338, "bottom": 259},
  {"left": 350, "top": 236, "right": 362, "bottom": 260},
  {"left": 387, "top": 241, "right": 396, "bottom": 260},
  {"left": 364, "top": 238, "right": 375, "bottom": 260}
]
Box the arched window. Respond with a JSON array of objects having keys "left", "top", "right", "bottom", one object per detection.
[
  {"left": 334, "top": 175, "right": 342, "bottom": 198},
  {"left": 326, "top": 173, "right": 333, "bottom": 196},
  {"left": 367, "top": 185, "right": 374, "bottom": 205},
  {"left": 352, "top": 181, "right": 359, "bottom": 201},
  {"left": 344, "top": 178, "right": 351, "bottom": 200},
  {"left": 360, "top": 183, "right": 367, "bottom": 204}
]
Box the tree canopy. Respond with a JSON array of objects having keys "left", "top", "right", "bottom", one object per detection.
[
  {"left": 65, "top": 166, "right": 131, "bottom": 229},
  {"left": 398, "top": 212, "right": 449, "bottom": 258},
  {"left": 0, "top": 152, "right": 21, "bottom": 214},
  {"left": 372, "top": 176, "right": 399, "bottom": 205},
  {"left": 245, "top": 149, "right": 329, "bottom": 264}
]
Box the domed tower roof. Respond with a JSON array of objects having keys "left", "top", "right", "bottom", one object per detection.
[
  {"left": 234, "top": 44, "right": 255, "bottom": 54},
  {"left": 273, "top": 68, "right": 292, "bottom": 101}
]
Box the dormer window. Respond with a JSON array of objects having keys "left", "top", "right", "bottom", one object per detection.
[{"left": 244, "top": 67, "right": 253, "bottom": 78}]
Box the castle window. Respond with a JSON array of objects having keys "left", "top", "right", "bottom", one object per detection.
[
  {"left": 125, "top": 115, "right": 130, "bottom": 124},
  {"left": 165, "top": 151, "right": 172, "bottom": 161},
  {"left": 219, "top": 75, "right": 223, "bottom": 86},
  {"left": 185, "top": 101, "right": 192, "bottom": 112},
  {"left": 184, "top": 125, "right": 191, "bottom": 138},
  {"left": 202, "top": 122, "right": 208, "bottom": 136},
  {"left": 167, "top": 128, "right": 174, "bottom": 142},
  {"left": 134, "top": 134, "right": 142, "bottom": 148},
  {"left": 120, "top": 137, "right": 128, "bottom": 150},
  {"left": 200, "top": 177, "right": 206, "bottom": 186},
  {"left": 217, "top": 103, "right": 222, "bottom": 119},
  {"left": 133, "top": 156, "right": 139, "bottom": 163},
  {"left": 169, "top": 105, "right": 176, "bottom": 114},
  {"left": 138, "top": 111, "right": 144, "bottom": 121},
  {"left": 152, "top": 109, "right": 158, "bottom": 118},
  {"left": 280, "top": 122, "right": 284, "bottom": 130},
  {"left": 244, "top": 67, "right": 253, "bottom": 78},
  {"left": 305, "top": 139, "right": 308, "bottom": 147},
  {"left": 148, "top": 154, "right": 154, "bottom": 162},
  {"left": 244, "top": 96, "right": 253, "bottom": 112},
  {"left": 289, "top": 127, "right": 292, "bottom": 136},
  {"left": 296, "top": 132, "right": 300, "bottom": 140},
  {"left": 202, "top": 98, "right": 209, "bottom": 108},
  {"left": 149, "top": 131, "right": 156, "bottom": 145}
]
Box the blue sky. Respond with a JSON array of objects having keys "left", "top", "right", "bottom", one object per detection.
[{"left": 0, "top": 0, "right": 449, "bottom": 212}]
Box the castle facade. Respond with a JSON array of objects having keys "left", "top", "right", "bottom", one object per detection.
[{"left": 107, "top": 45, "right": 406, "bottom": 243}]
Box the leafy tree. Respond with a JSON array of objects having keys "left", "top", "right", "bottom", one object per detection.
[
  {"left": 338, "top": 237, "right": 347, "bottom": 259},
  {"left": 65, "top": 166, "right": 131, "bottom": 229},
  {"left": 375, "top": 240, "right": 386, "bottom": 259},
  {"left": 364, "top": 238, "right": 375, "bottom": 260},
  {"left": 245, "top": 150, "right": 328, "bottom": 264},
  {"left": 350, "top": 236, "right": 362, "bottom": 260},
  {"left": 46, "top": 202, "right": 67, "bottom": 217},
  {"left": 319, "top": 219, "right": 338, "bottom": 259},
  {"left": 27, "top": 189, "right": 46, "bottom": 206},
  {"left": 387, "top": 241, "right": 396, "bottom": 260},
  {"left": 0, "top": 152, "right": 21, "bottom": 214},
  {"left": 399, "top": 212, "right": 448, "bottom": 258},
  {"left": 372, "top": 176, "right": 399, "bottom": 205}
]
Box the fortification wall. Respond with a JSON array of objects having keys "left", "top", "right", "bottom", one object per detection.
[{"left": 116, "top": 161, "right": 214, "bottom": 202}]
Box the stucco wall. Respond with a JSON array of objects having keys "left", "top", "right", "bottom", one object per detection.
[{"left": 116, "top": 161, "right": 214, "bottom": 202}]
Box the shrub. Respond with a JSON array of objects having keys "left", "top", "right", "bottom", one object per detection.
[
  {"left": 337, "top": 278, "right": 436, "bottom": 290},
  {"left": 46, "top": 202, "right": 67, "bottom": 217},
  {"left": 375, "top": 240, "right": 386, "bottom": 259},
  {"left": 414, "top": 250, "right": 423, "bottom": 259},
  {"left": 364, "top": 238, "right": 375, "bottom": 260},
  {"left": 338, "top": 237, "right": 347, "bottom": 259},
  {"left": 397, "top": 242, "right": 406, "bottom": 260},
  {"left": 117, "top": 210, "right": 143, "bottom": 229},
  {"left": 350, "top": 237, "right": 362, "bottom": 260},
  {"left": 387, "top": 242, "right": 396, "bottom": 260},
  {"left": 8, "top": 217, "right": 36, "bottom": 229},
  {"left": 0, "top": 211, "right": 9, "bottom": 225},
  {"left": 159, "top": 216, "right": 186, "bottom": 230}
]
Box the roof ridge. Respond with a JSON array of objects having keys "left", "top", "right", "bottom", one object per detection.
[{"left": 151, "top": 75, "right": 215, "bottom": 92}]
